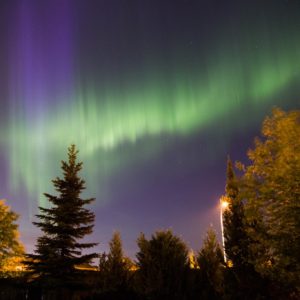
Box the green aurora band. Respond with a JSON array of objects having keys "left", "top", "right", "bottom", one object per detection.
[{"left": 7, "top": 33, "right": 300, "bottom": 208}]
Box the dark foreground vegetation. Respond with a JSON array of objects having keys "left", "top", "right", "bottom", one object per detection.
[{"left": 0, "top": 108, "right": 299, "bottom": 300}]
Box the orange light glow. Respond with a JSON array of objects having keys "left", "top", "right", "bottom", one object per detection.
[{"left": 220, "top": 196, "right": 229, "bottom": 209}]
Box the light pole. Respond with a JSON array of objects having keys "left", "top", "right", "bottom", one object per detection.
[{"left": 220, "top": 196, "right": 229, "bottom": 262}]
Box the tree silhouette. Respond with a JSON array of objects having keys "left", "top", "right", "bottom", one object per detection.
[
  {"left": 26, "top": 145, "right": 98, "bottom": 287},
  {"left": 222, "top": 157, "right": 265, "bottom": 299},
  {"left": 99, "top": 231, "right": 133, "bottom": 293},
  {"left": 197, "top": 228, "right": 224, "bottom": 299},
  {"left": 223, "top": 158, "right": 250, "bottom": 270},
  {"left": 136, "top": 230, "right": 189, "bottom": 299}
]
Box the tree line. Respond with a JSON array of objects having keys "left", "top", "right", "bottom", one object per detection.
[{"left": 0, "top": 108, "right": 299, "bottom": 300}]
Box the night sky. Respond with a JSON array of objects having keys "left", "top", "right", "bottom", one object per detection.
[{"left": 1, "top": 0, "right": 300, "bottom": 258}]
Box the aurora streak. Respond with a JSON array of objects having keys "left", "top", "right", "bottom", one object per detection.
[{"left": 1, "top": 0, "right": 300, "bottom": 253}]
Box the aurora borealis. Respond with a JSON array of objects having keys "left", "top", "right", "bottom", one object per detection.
[{"left": 1, "top": 0, "right": 300, "bottom": 255}]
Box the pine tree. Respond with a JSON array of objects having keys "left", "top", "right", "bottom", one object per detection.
[
  {"left": 223, "top": 157, "right": 249, "bottom": 269},
  {"left": 26, "top": 145, "right": 98, "bottom": 286},
  {"left": 222, "top": 157, "right": 266, "bottom": 299},
  {"left": 197, "top": 228, "right": 224, "bottom": 299},
  {"left": 99, "top": 231, "right": 132, "bottom": 292}
]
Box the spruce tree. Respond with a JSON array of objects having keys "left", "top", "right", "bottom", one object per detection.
[
  {"left": 223, "top": 157, "right": 266, "bottom": 299},
  {"left": 197, "top": 228, "right": 224, "bottom": 299},
  {"left": 223, "top": 157, "right": 249, "bottom": 268},
  {"left": 26, "top": 145, "right": 98, "bottom": 286},
  {"left": 99, "top": 231, "right": 132, "bottom": 292}
]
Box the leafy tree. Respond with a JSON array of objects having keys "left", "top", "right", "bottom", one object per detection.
[
  {"left": 197, "top": 228, "right": 224, "bottom": 299},
  {"left": 99, "top": 231, "right": 133, "bottom": 293},
  {"left": 26, "top": 145, "right": 98, "bottom": 286},
  {"left": 135, "top": 230, "right": 189, "bottom": 299},
  {"left": 0, "top": 200, "right": 24, "bottom": 277},
  {"left": 239, "top": 108, "right": 300, "bottom": 296}
]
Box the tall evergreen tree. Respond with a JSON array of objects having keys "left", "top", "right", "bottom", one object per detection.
[
  {"left": 222, "top": 157, "right": 265, "bottom": 299},
  {"left": 197, "top": 228, "right": 224, "bottom": 299},
  {"left": 26, "top": 145, "right": 98, "bottom": 286},
  {"left": 223, "top": 157, "right": 249, "bottom": 268}
]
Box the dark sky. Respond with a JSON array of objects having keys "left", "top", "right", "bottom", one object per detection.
[{"left": 1, "top": 0, "right": 300, "bottom": 258}]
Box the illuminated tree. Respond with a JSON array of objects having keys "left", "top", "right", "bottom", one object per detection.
[
  {"left": 240, "top": 108, "right": 300, "bottom": 296},
  {"left": 0, "top": 200, "right": 24, "bottom": 277},
  {"left": 26, "top": 145, "right": 98, "bottom": 286},
  {"left": 197, "top": 228, "right": 224, "bottom": 299},
  {"left": 136, "top": 230, "right": 189, "bottom": 299}
]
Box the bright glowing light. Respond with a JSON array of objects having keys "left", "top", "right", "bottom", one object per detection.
[
  {"left": 15, "top": 265, "right": 24, "bottom": 271},
  {"left": 188, "top": 250, "right": 199, "bottom": 269},
  {"left": 221, "top": 199, "right": 229, "bottom": 209},
  {"left": 227, "top": 260, "right": 233, "bottom": 268},
  {"left": 220, "top": 196, "right": 230, "bottom": 262}
]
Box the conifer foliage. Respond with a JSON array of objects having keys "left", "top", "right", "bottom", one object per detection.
[
  {"left": 223, "top": 158, "right": 250, "bottom": 269},
  {"left": 197, "top": 228, "right": 224, "bottom": 299},
  {"left": 222, "top": 158, "right": 264, "bottom": 299},
  {"left": 26, "top": 145, "right": 98, "bottom": 285},
  {"left": 99, "top": 231, "right": 132, "bottom": 292},
  {"left": 136, "top": 230, "right": 189, "bottom": 299}
]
